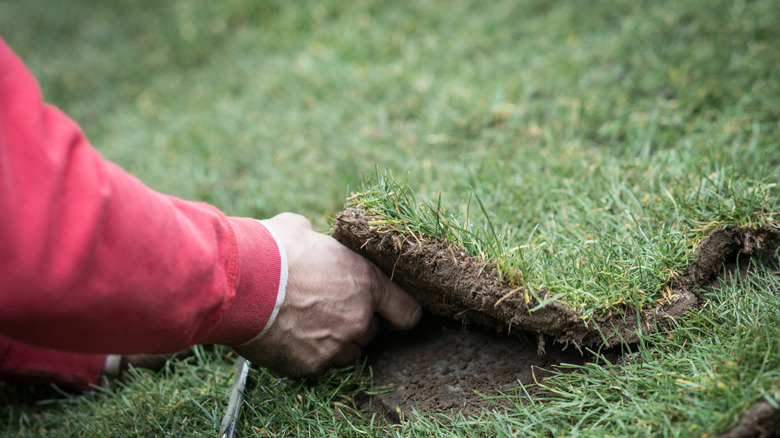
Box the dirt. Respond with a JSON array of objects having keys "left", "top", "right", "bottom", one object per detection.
[
  {"left": 333, "top": 207, "right": 779, "bottom": 423},
  {"left": 719, "top": 400, "right": 780, "bottom": 438},
  {"left": 361, "top": 314, "right": 587, "bottom": 421}
]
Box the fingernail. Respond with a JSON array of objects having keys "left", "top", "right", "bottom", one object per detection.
[{"left": 409, "top": 305, "right": 423, "bottom": 327}]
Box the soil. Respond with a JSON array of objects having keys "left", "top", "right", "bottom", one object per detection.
[
  {"left": 333, "top": 208, "right": 780, "bottom": 425},
  {"left": 719, "top": 400, "right": 780, "bottom": 438},
  {"left": 361, "top": 314, "right": 588, "bottom": 421}
]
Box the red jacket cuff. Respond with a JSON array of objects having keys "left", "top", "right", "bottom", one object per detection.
[{"left": 200, "top": 218, "right": 287, "bottom": 346}]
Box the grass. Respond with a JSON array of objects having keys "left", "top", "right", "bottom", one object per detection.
[
  {"left": 347, "top": 169, "right": 777, "bottom": 320},
  {"left": 0, "top": 346, "right": 233, "bottom": 436},
  {"left": 391, "top": 262, "right": 780, "bottom": 437},
  {"left": 1, "top": 0, "right": 779, "bottom": 436}
]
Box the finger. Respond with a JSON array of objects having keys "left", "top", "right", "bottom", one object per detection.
[
  {"left": 353, "top": 316, "right": 380, "bottom": 348},
  {"left": 369, "top": 265, "right": 422, "bottom": 330},
  {"left": 329, "top": 342, "right": 362, "bottom": 368}
]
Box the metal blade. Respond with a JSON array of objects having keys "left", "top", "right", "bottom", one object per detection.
[{"left": 219, "top": 356, "right": 251, "bottom": 438}]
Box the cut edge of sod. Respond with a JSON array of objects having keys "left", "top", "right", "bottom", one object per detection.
[{"left": 332, "top": 171, "right": 779, "bottom": 350}]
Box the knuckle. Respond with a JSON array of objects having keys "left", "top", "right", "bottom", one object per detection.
[
  {"left": 354, "top": 263, "right": 381, "bottom": 294},
  {"left": 291, "top": 213, "right": 312, "bottom": 228},
  {"left": 311, "top": 361, "right": 328, "bottom": 376},
  {"left": 346, "top": 311, "right": 372, "bottom": 337},
  {"left": 303, "top": 356, "right": 326, "bottom": 376},
  {"left": 275, "top": 212, "right": 312, "bottom": 229}
]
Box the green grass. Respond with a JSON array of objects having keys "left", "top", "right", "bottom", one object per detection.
[
  {"left": 347, "top": 169, "right": 776, "bottom": 320},
  {"left": 0, "top": 346, "right": 233, "bottom": 436},
  {"left": 1, "top": 0, "right": 779, "bottom": 436},
  {"left": 391, "top": 262, "right": 780, "bottom": 437}
]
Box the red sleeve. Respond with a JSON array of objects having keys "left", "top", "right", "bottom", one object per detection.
[{"left": 0, "top": 37, "right": 286, "bottom": 355}]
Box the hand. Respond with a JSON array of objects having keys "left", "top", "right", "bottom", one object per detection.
[{"left": 235, "top": 213, "right": 421, "bottom": 378}]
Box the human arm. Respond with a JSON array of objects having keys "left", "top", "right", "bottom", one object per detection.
[
  {"left": 0, "top": 36, "right": 280, "bottom": 354},
  {"left": 0, "top": 36, "right": 420, "bottom": 375}
]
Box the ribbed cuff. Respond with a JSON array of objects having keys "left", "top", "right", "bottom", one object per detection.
[
  {"left": 200, "top": 218, "right": 287, "bottom": 346},
  {"left": 234, "top": 220, "right": 287, "bottom": 347}
]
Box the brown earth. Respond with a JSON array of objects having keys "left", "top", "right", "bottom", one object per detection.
[
  {"left": 360, "top": 314, "right": 589, "bottom": 421},
  {"left": 333, "top": 207, "right": 780, "bottom": 425},
  {"left": 719, "top": 400, "right": 780, "bottom": 438}
]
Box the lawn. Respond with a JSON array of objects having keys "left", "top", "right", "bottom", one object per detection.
[{"left": 1, "top": 0, "right": 778, "bottom": 436}]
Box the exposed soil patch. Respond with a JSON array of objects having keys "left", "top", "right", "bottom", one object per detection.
[
  {"left": 334, "top": 207, "right": 779, "bottom": 420},
  {"left": 720, "top": 400, "right": 780, "bottom": 438},
  {"left": 361, "top": 314, "right": 586, "bottom": 420}
]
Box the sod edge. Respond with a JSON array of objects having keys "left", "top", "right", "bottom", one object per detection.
[{"left": 332, "top": 206, "right": 780, "bottom": 351}]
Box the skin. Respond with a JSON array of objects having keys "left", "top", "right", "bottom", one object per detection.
[{"left": 235, "top": 213, "right": 422, "bottom": 378}]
